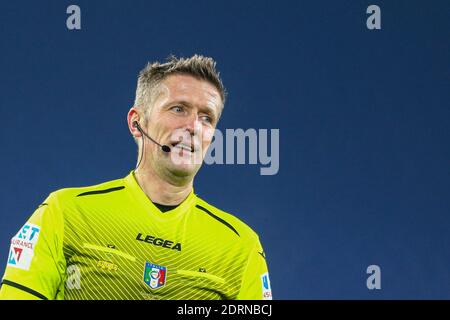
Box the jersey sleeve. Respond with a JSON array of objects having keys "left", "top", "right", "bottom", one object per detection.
[
  {"left": 236, "top": 237, "right": 272, "bottom": 300},
  {"left": 0, "top": 192, "right": 66, "bottom": 300}
]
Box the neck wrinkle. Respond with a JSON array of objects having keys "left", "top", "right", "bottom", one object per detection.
[{"left": 134, "top": 166, "right": 193, "bottom": 206}]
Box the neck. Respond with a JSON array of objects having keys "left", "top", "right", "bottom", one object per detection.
[{"left": 134, "top": 166, "right": 193, "bottom": 206}]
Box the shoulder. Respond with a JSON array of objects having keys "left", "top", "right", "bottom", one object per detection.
[
  {"left": 46, "top": 175, "right": 127, "bottom": 208},
  {"left": 194, "top": 196, "right": 260, "bottom": 244}
]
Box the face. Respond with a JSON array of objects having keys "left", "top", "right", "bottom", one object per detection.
[{"left": 132, "top": 74, "right": 222, "bottom": 180}]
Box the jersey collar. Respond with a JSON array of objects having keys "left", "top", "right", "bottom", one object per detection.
[{"left": 123, "top": 170, "right": 197, "bottom": 220}]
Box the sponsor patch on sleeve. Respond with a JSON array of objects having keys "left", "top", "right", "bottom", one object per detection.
[
  {"left": 261, "top": 272, "right": 272, "bottom": 300},
  {"left": 7, "top": 223, "right": 41, "bottom": 270}
]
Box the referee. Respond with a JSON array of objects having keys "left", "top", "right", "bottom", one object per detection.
[{"left": 0, "top": 55, "right": 272, "bottom": 300}]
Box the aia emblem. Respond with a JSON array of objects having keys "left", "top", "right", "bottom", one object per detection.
[{"left": 143, "top": 261, "right": 167, "bottom": 289}]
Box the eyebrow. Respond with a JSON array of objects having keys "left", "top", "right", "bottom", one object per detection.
[{"left": 169, "top": 100, "right": 218, "bottom": 116}]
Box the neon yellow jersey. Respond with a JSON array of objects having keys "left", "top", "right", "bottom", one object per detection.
[{"left": 0, "top": 171, "right": 272, "bottom": 300}]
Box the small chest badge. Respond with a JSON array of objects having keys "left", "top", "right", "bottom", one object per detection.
[{"left": 143, "top": 261, "right": 167, "bottom": 289}]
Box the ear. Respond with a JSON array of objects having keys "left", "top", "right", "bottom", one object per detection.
[{"left": 127, "top": 107, "right": 142, "bottom": 138}]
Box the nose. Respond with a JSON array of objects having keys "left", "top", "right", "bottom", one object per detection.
[{"left": 184, "top": 114, "right": 202, "bottom": 136}]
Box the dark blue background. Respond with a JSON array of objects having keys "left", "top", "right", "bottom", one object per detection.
[{"left": 1, "top": 1, "right": 449, "bottom": 299}]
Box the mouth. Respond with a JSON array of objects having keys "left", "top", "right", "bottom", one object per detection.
[{"left": 171, "top": 142, "right": 195, "bottom": 153}]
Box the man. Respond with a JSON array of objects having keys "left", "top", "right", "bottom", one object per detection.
[{"left": 0, "top": 55, "right": 272, "bottom": 300}]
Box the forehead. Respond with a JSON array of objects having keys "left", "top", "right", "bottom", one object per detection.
[{"left": 155, "top": 74, "right": 222, "bottom": 110}]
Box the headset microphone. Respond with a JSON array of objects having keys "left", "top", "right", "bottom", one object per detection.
[{"left": 133, "top": 121, "right": 171, "bottom": 153}]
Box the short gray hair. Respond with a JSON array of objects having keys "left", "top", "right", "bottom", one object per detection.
[{"left": 134, "top": 54, "right": 227, "bottom": 119}]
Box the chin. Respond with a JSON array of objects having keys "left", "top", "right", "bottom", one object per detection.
[
  {"left": 166, "top": 151, "right": 203, "bottom": 176},
  {"left": 167, "top": 163, "right": 200, "bottom": 179}
]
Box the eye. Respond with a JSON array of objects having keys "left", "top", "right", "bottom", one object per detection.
[
  {"left": 200, "top": 115, "right": 212, "bottom": 124},
  {"left": 170, "top": 105, "right": 184, "bottom": 113}
]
